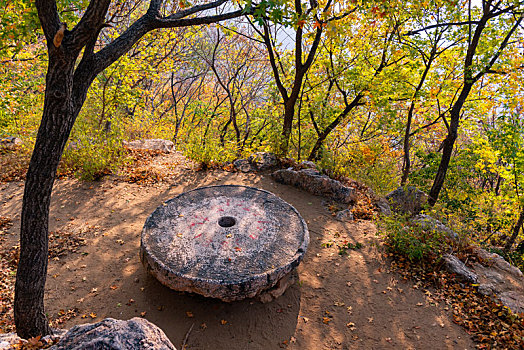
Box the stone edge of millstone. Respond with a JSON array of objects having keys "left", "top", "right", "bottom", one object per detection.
[{"left": 139, "top": 185, "right": 309, "bottom": 302}]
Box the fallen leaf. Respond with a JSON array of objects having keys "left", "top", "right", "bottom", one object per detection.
[
  {"left": 186, "top": 311, "right": 194, "bottom": 318},
  {"left": 220, "top": 319, "right": 228, "bottom": 325}
]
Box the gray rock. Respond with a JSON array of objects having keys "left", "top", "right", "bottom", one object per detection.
[
  {"left": 375, "top": 197, "right": 392, "bottom": 216},
  {"left": 443, "top": 254, "right": 478, "bottom": 284},
  {"left": 475, "top": 248, "right": 523, "bottom": 278},
  {"left": 299, "top": 161, "right": 316, "bottom": 169},
  {"left": 271, "top": 168, "right": 357, "bottom": 204},
  {"left": 499, "top": 291, "right": 524, "bottom": 315},
  {"left": 478, "top": 283, "right": 496, "bottom": 296},
  {"left": 411, "top": 214, "right": 459, "bottom": 240},
  {"left": 140, "top": 185, "right": 309, "bottom": 302},
  {"left": 386, "top": 186, "right": 428, "bottom": 215},
  {"left": 336, "top": 209, "right": 354, "bottom": 221},
  {"left": 233, "top": 159, "right": 255, "bottom": 173},
  {"left": 248, "top": 152, "right": 279, "bottom": 170},
  {"left": 124, "top": 139, "right": 174, "bottom": 153},
  {"left": 0, "top": 137, "right": 22, "bottom": 149},
  {"left": 50, "top": 318, "right": 175, "bottom": 350},
  {"left": 257, "top": 271, "right": 297, "bottom": 303}
]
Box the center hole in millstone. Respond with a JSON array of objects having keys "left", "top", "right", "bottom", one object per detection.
[{"left": 218, "top": 216, "right": 236, "bottom": 228}]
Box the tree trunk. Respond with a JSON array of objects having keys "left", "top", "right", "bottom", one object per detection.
[
  {"left": 15, "top": 54, "right": 77, "bottom": 338},
  {"left": 280, "top": 100, "right": 295, "bottom": 155},
  {"left": 504, "top": 205, "right": 524, "bottom": 252},
  {"left": 428, "top": 84, "right": 472, "bottom": 206}
]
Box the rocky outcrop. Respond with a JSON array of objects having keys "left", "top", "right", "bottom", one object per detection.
[
  {"left": 50, "top": 318, "right": 176, "bottom": 350},
  {"left": 411, "top": 214, "right": 459, "bottom": 240},
  {"left": 124, "top": 139, "right": 174, "bottom": 153},
  {"left": 271, "top": 168, "right": 357, "bottom": 204},
  {"left": 443, "top": 248, "right": 524, "bottom": 315},
  {"left": 386, "top": 186, "right": 428, "bottom": 215},
  {"left": 443, "top": 254, "right": 478, "bottom": 283}
]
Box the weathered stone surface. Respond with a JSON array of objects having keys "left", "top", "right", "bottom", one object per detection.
[
  {"left": 248, "top": 152, "right": 279, "bottom": 170},
  {"left": 386, "top": 186, "right": 428, "bottom": 215},
  {"left": 499, "top": 291, "right": 524, "bottom": 315},
  {"left": 50, "top": 318, "right": 175, "bottom": 350},
  {"left": 443, "top": 254, "right": 478, "bottom": 283},
  {"left": 124, "top": 139, "right": 174, "bottom": 153},
  {"left": 257, "top": 271, "right": 297, "bottom": 303},
  {"left": 140, "top": 185, "right": 309, "bottom": 302},
  {"left": 271, "top": 168, "right": 357, "bottom": 204},
  {"left": 233, "top": 159, "right": 255, "bottom": 173},
  {"left": 411, "top": 214, "right": 459, "bottom": 240},
  {"left": 475, "top": 247, "right": 523, "bottom": 278},
  {"left": 470, "top": 247, "right": 524, "bottom": 314},
  {"left": 374, "top": 197, "right": 392, "bottom": 216},
  {"left": 299, "top": 160, "right": 316, "bottom": 169},
  {"left": 336, "top": 209, "right": 354, "bottom": 222}
]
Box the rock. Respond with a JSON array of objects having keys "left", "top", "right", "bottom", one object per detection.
[
  {"left": 299, "top": 160, "right": 316, "bottom": 169},
  {"left": 1, "top": 330, "right": 66, "bottom": 350},
  {"left": 0, "top": 136, "right": 22, "bottom": 149},
  {"left": 336, "top": 209, "right": 354, "bottom": 221},
  {"left": 374, "top": 197, "right": 392, "bottom": 216},
  {"left": 442, "top": 254, "right": 478, "bottom": 284},
  {"left": 257, "top": 271, "right": 297, "bottom": 303},
  {"left": 386, "top": 186, "right": 428, "bottom": 215},
  {"left": 233, "top": 159, "right": 255, "bottom": 173},
  {"left": 271, "top": 168, "right": 357, "bottom": 204},
  {"left": 124, "top": 139, "right": 174, "bottom": 153},
  {"left": 140, "top": 185, "right": 309, "bottom": 302},
  {"left": 248, "top": 152, "right": 279, "bottom": 170},
  {"left": 50, "top": 318, "right": 176, "bottom": 350},
  {"left": 499, "top": 291, "right": 524, "bottom": 315},
  {"left": 475, "top": 247, "right": 523, "bottom": 278},
  {"left": 411, "top": 214, "right": 459, "bottom": 240}
]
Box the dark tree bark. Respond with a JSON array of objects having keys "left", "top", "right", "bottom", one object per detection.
[
  {"left": 427, "top": 5, "right": 522, "bottom": 206},
  {"left": 504, "top": 206, "right": 524, "bottom": 252},
  {"left": 16, "top": 0, "right": 245, "bottom": 338},
  {"left": 250, "top": 0, "right": 355, "bottom": 155}
]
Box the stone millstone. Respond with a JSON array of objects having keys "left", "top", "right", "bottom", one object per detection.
[{"left": 140, "top": 185, "right": 309, "bottom": 302}]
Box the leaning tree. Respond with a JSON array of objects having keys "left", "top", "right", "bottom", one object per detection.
[{"left": 16, "top": 0, "right": 249, "bottom": 338}]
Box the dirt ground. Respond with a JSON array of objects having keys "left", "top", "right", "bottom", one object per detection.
[{"left": 0, "top": 152, "right": 475, "bottom": 349}]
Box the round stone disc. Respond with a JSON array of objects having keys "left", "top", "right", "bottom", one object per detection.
[{"left": 140, "top": 185, "right": 309, "bottom": 301}]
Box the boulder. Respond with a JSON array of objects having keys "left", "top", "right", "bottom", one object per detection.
[
  {"left": 50, "top": 318, "right": 176, "bottom": 350},
  {"left": 233, "top": 158, "right": 255, "bottom": 173},
  {"left": 248, "top": 152, "right": 279, "bottom": 170},
  {"left": 0, "top": 137, "right": 22, "bottom": 149},
  {"left": 336, "top": 209, "right": 354, "bottom": 221},
  {"left": 442, "top": 254, "right": 478, "bottom": 284},
  {"left": 411, "top": 214, "right": 458, "bottom": 240},
  {"left": 271, "top": 168, "right": 357, "bottom": 204},
  {"left": 374, "top": 197, "right": 392, "bottom": 216},
  {"left": 124, "top": 139, "right": 174, "bottom": 153},
  {"left": 386, "top": 186, "right": 428, "bottom": 215}
]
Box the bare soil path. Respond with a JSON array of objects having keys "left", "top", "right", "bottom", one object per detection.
[{"left": 0, "top": 152, "right": 474, "bottom": 349}]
